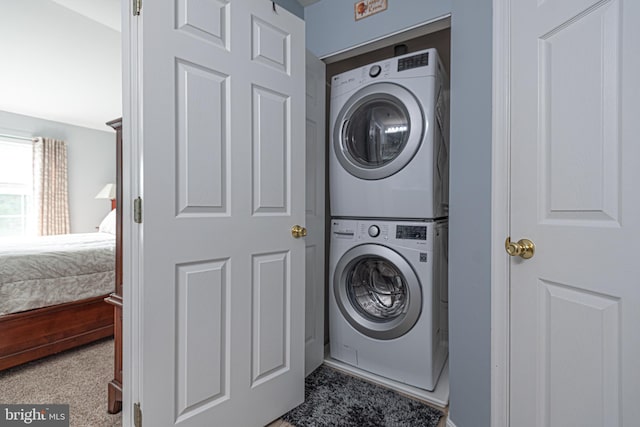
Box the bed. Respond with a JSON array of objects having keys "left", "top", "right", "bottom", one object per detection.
[{"left": 0, "top": 223, "right": 116, "bottom": 371}]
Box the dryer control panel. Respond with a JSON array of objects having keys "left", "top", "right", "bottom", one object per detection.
[
  {"left": 330, "top": 48, "right": 440, "bottom": 98},
  {"left": 397, "top": 52, "right": 429, "bottom": 72}
]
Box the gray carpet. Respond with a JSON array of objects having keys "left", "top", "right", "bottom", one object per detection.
[
  {"left": 282, "top": 366, "right": 443, "bottom": 427},
  {"left": 0, "top": 338, "right": 121, "bottom": 427}
]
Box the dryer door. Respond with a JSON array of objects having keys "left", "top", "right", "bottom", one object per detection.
[
  {"left": 333, "top": 82, "right": 424, "bottom": 180},
  {"left": 333, "top": 244, "right": 422, "bottom": 340}
]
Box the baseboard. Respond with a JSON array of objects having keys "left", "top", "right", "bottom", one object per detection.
[{"left": 446, "top": 418, "right": 457, "bottom": 427}]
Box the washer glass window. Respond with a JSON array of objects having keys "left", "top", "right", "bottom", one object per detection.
[
  {"left": 333, "top": 244, "right": 422, "bottom": 340},
  {"left": 346, "top": 256, "right": 408, "bottom": 322},
  {"left": 343, "top": 100, "right": 410, "bottom": 168}
]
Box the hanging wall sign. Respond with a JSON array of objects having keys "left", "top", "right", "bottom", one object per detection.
[{"left": 354, "top": 0, "right": 388, "bottom": 21}]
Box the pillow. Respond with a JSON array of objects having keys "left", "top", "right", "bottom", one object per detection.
[{"left": 99, "top": 209, "right": 116, "bottom": 234}]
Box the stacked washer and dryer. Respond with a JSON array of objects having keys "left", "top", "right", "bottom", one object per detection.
[{"left": 329, "top": 48, "right": 449, "bottom": 391}]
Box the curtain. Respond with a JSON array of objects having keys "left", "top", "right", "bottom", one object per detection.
[{"left": 33, "top": 137, "right": 69, "bottom": 235}]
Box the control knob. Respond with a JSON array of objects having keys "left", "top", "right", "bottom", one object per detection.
[{"left": 368, "top": 225, "right": 380, "bottom": 237}]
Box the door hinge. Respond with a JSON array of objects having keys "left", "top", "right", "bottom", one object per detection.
[
  {"left": 134, "top": 402, "right": 142, "bottom": 427},
  {"left": 133, "top": 0, "right": 141, "bottom": 16},
  {"left": 134, "top": 197, "right": 142, "bottom": 224}
]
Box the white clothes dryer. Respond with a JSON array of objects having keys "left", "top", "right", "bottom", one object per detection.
[
  {"left": 329, "top": 218, "right": 448, "bottom": 391},
  {"left": 330, "top": 48, "right": 449, "bottom": 219}
]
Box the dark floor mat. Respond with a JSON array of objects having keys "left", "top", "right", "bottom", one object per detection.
[{"left": 282, "top": 365, "right": 443, "bottom": 427}]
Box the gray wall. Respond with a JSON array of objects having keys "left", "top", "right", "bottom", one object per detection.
[
  {"left": 447, "top": 0, "right": 493, "bottom": 426},
  {"left": 274, "top": 0, "right": 304, "bottom": 19},
  {"left": 0, "top": 111, "right": 116, "bottom": 234},
  {"left": 305, "top": 0, "right": 451, "bottom": 58},
  {"left": 304, "top": 1, "right": 493, "bottom": 426}
]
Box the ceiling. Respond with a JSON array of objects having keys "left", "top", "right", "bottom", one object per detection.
[
  {"left": 0, "top": 0, "right": 320, "bottom": 132},
  {"left": 0, "top": 1, "right": 119, "bottom": 131},
  {"left": 51, "top": 0, "right": 121, "bottom": 31}
]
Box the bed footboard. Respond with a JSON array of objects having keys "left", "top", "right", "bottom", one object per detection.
[{"left": 0, "top": 296, "right": 114, "bottom": 371}]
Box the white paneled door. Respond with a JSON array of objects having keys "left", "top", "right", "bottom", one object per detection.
[
  {"left": 133, "top": 1, "right": 305, "bottom": 425},
  {"left": 509, "top": 0, "right": 640, "bottom": 425}
]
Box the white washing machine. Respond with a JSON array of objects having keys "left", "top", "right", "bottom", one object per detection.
[
  {"left": 330, "top": 48, "right": 449, "bottom": 219},
  {"left": 329, "top": 218, "right": 448, "bottom": 391}
]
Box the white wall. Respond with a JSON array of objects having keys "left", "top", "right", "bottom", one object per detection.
[{"left": 0, "top": 110, "right": 116, "bottom": 233}]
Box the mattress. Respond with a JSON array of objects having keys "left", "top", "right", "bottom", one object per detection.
[{"left": 0, "top": 232, "right": 115, "bottom": 315}]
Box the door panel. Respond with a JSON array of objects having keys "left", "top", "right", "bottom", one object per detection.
[
  {"left": 252, "top": 86, "right": 290, "bottom": 214},
  {"left": 135, "top": 0, "right": 305, "bottom": 425},
  {"left": 176, "top": 61, "right": 229, "bottom": 216},
  {"left": 537, "top": 279, "right": 620, "bottom": 427},
  {"left": 537, "top": 1, "right": 620, "bottom": 224},
  {"left": 252, "top": 16, "right": 291, "bottom": 73},
  {"left": 176, "top": 0, "right": 230, "bottom": 48},
  {"left": 175, "top": 259, "right": 229, "bottom": 421},
  {"left": 251, "top": 251, "right": 289, "bottom": 385},
  {"left": 509, "top": 0, "right": 640, "bottom": 425}
]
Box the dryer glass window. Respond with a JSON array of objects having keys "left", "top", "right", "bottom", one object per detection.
[
  {"left": 346, "top": 256, "right": 408, "bottom": 322},
  {"left": 343, "top": 100, "right": 409, "bottom": 168}
]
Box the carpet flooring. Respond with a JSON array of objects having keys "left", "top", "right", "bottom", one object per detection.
[
  {"left": 0, "top": 338, "right": 121, "bottom": 427},
  {"left": 0, "top": 342, "right": 443, "bottom": 427},
  {"left": 282, "top": 366, "right": 444, "bottom": 427}
]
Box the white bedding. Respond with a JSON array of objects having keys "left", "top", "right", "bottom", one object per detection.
[{"left": 0, "top": 232, "right": 115, "bottom": 315}]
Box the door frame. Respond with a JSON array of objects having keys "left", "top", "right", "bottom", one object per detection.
[
  {"left": 490, "top": 0, "right": 511, "bottom": 426},
  {"left": 121, "top": 0, "right": 141, "bottom": 424}
]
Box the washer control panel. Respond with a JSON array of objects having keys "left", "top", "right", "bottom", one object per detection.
[
  {"left": 332, "top": 219, "right": 441, "bottom": 248},
  {"left": 396, "top": 225, "right": 427, "bottom": 240},
  {"left": 358, "top": 222, "right": 389, "bottom": 239},
  {"left": 369, "top": 64, "right": 382, "bottom": 78}
]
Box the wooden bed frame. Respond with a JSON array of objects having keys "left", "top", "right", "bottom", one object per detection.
[{"left": 0, "top": 295, "right": 113, "bottom": 371}]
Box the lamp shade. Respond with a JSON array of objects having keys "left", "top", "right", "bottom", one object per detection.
[{"left": 95, "top": 183, "right": 116, "bottom": 199}]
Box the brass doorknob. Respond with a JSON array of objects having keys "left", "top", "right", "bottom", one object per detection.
[
  {"left": 505, "top": 237, "right": 535, "bottom": 259},
  {"left": 291, "top": 225, "right": 307, "bottom": 238}
]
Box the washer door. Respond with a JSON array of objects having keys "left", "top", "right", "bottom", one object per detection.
[
  {"left": 334, "top": 244, "right": 422, "bottom": 340},
  {"left": 333, "top": 82, "right": 424, "bottom": 180}
]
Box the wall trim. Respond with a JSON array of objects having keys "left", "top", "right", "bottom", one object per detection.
[
  {"left": 446, "top": 417, "right": 458, "bottom": 427},
  {"left": 491, "top": 0, "right": 511, "bottom": 426},
  {"left": 122, "top": 0, "right": 142, "bottom": 425}
]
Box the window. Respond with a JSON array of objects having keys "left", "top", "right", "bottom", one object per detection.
[{"left": 0, "top": 139, "right": 34, "bottom": 237}]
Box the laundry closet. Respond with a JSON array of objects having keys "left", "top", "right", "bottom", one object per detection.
[{"left": 312, "top": 25, "right": 452, "bottom": 407}]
